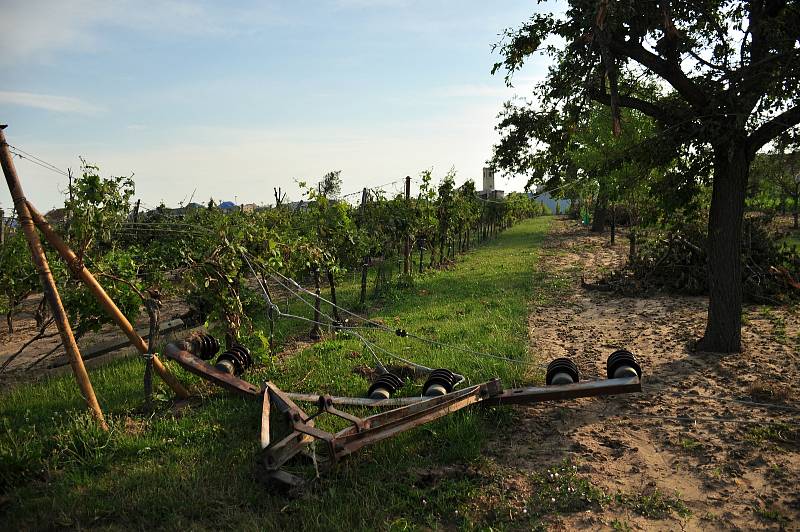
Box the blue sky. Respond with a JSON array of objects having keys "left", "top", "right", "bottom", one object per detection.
[{"left": 0, "top": 1, "right": 553, "bottom": 211}]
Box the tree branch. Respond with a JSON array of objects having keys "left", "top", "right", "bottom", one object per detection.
[
  {"left": 748, "top": 105, "right": 800, "bottom": 155},
  {"left": 0, "top": 319, "right": 56, "bottom": 373},
  {"left": 608, "top": 38, "right": 709, "bottom": 110},
  {"left": 590, "top": 89, "right": 678, "bottom": 124}
]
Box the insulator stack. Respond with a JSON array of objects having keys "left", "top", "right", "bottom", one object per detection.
[
  {"left": 367, "top": 372, "right": 404, "bottom": 400},
  {"left": 215, "top": 343, "right": 253, "bottom": 376},
  {"left": 189, "top": 334, "right": 220, "bottom": 360},
  {"left": 545, "top": 358, "right": 580, "bottom": 385},
  {"left": 606, "top": 349, "right": 642, "bottom": 380},
  {"left": 422, "top": 369, "right": 458, "bottom": 397}
]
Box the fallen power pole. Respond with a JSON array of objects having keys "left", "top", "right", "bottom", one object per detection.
[{"left": 164, "top": 334, "right": 643, "bottom": 488}]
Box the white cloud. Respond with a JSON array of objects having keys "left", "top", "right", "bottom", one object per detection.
[
  {"left": 0, "top": 0, "right": 109, "bottom": 65},
  {"left": 0, "top": 0, "right": 287, "bottom": 65},
  {"left": 0, "top": 91, "right": 104, "bottom": 114}
]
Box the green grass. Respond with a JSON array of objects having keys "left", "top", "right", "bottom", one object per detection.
[
  {"left": 615, "top": 489, "right": 691, "bottom": 519},
  {"left": 783, "top": 228, "right": 800, "bottom": 249},
  {"left": 1, "top": 218, "right": 558, "bottom": 530}
]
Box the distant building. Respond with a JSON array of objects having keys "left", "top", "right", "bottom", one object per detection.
[{"left": 478, "top": 167, "right": 504, "bottom": 200}]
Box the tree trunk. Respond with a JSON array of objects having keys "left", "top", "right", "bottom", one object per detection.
[
  {"left": 310, "top": 266, "right": 322, "bottom": 340},
  {"left": 359, "top": 257, "right": 369, "bottom": 307},
  {"left": 326, "top": 269, "right": 341, "bottom": 321},
  {"left": 628, "top": 228, "right": 637, "bottom": 264},
  {"left": 34, "top": 296, "right": 49, "bottom": 329},
  {"left": 591, "top": 184, "right": 608, "bottom": 233},
  {"left": 793, "top": 189, "right": 799, "bottom": 229},
  {"left": 143, "top": 297, "right": 161, "bottom": 410},
  {"left": 610, "top": 206, "right": 616, "bottom": 244},
  {"left": 697, "top": 140, "right": 749, "bottom": 353}
]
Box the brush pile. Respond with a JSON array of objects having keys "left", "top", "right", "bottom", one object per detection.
[{"left": 585, "top": 216, "right": 800, "bottom": 302}]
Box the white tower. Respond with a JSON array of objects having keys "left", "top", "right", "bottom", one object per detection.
[{"left": 482, "top": 167, "right": 495, "bottom": 192}]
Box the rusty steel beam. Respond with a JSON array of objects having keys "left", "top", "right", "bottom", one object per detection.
[{"left": 486, "top": 377, "right": 642, "bottom": 406}]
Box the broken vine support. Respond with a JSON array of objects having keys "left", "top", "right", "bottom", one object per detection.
[
  {"left": 163, "top": 340, "right": 642, "bottom": 488},
  {"left": 0, "top": 125, "right": 108, "bottom": 429}
]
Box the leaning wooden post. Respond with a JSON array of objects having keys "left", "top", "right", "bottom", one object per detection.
[
  {"left": 0, "top": 125, "right": 108, "bottom": 429},
  {"left": 25, "top": 202, "right": 190, "bottom": 399}
]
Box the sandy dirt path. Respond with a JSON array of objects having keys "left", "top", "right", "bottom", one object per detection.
[{"left": 490, "top": 217, "right": 800, "bottom": 531}]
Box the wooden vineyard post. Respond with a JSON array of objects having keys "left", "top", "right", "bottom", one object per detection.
[
  {"left": 359, "top": 188, "right": 369, "bottom": 307},
  {"left": 403, "top": 175, "right": 411, "bottom": 275},
  {"left": 0, "top": 125, "right": 108, "bottom": 429},
  {"left": 25, "top": 203, "right": 190, "bottom": 399}
]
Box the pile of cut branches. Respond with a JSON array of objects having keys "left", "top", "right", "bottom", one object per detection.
[{"left": 586, "top": 216, "right": 800, "bottom": 303}]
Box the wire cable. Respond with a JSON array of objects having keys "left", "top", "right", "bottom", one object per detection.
[{"left": 5, "top": 143, "right": 69, "bottom": 177}]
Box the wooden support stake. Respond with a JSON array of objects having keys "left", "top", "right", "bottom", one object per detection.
[
  {"left": 403, "top": 175, "right": 411, "bottom": 275},
  {"left": 26, "top": 202, "right": 190, "bottom": 399},
  {"left": 0, "top": 125, "right": 108, "bottom": 429}
]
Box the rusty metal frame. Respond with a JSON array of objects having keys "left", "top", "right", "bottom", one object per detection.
[{"left": 259, "top": 378, "right": 503, "bottom": 486}]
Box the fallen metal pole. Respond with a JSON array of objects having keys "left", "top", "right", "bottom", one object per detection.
[
  {"left": 0, "top": 125, "right": 108, "bottom": 430},
  {"left": 486, "top": 377, "right": 642, "bottom": 406},
  {"left": 164, "top": 342, "right": 259, "bottom": 397},
  {"left": 164, "top": 342, "right": 642, "bottom": 407},
  {"left": 27, "top": 202, "right": 190, "bottom": 399},
  {"left": 161, "top": 340, "right": 643, "bottom": 487}
]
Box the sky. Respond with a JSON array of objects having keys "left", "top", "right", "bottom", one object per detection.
[{"left": 0, "top": 1, "right": 554, "bottom": 212}]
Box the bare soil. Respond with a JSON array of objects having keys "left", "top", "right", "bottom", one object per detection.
[
  {"left": 490, "top": 216, "right": 800, "bottom": 530},
  {"left": 0, "top": 295, "right": 190, "bottom": 379}
]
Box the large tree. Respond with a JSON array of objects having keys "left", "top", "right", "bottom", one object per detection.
[{"left": 492, "top": 1, "right": 800, "bottom": 352}]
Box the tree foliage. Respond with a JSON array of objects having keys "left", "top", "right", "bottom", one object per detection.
[{"left": 491, "top": 0, "right": 800, "bottom": 352}]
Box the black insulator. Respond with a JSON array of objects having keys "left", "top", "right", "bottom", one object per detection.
[
  {"left": 395, "top": 329, "right": 407, "bottom": 337},
  {"left": 190, "top": 334, "right": 220, "bottom": 360},
  {"left": 422, "top": 369, "right": 458, "bottom": 397},
  {"left": 606, "top": 349, "right": 642, "bottom": 380},
  {"left": 545, "top": 358, "right": 580, "bottom": 385},
  {"left": 367, "top": 372, "right": 404, "bottom": 399},
  {"left": 215, "top": 342, "right": 253, "bottom": 376}
]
